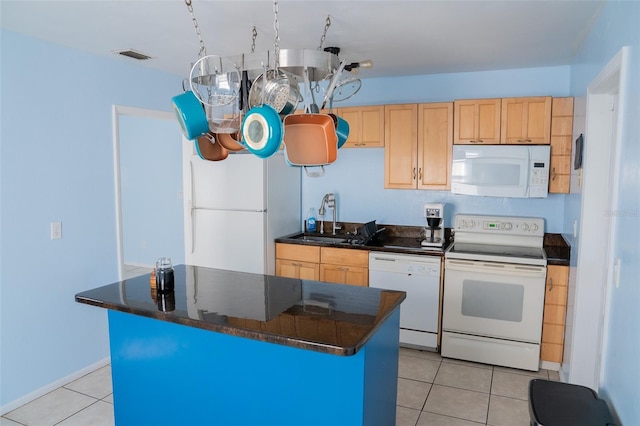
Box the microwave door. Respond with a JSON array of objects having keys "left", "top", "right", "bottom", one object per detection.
[{"left": 451, "top": 156, "right": 528, "bottom": 197}]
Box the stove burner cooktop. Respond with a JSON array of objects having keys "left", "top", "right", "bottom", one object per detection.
[
  {"left": 450, "top": 243, "right": 544, "bottom": 259},
  {"left": 447, "top": 242, "right": 546, "bottom": 266}
]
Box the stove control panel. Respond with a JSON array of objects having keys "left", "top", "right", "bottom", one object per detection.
[{"left": 455, "top": 215, "right": 545, "bottom": 237}]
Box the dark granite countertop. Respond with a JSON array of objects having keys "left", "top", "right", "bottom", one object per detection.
[
  {"left": 277, "top": 223, "right": 569, "bottom": 267},
  {"left": 544, "top": 233, "right": 571, "bottom": 266},
  {"left": 275, "top": 222, "right": 452, "bottom": 257},
  {"left": 75, "top": 265, "right": 405, "bottom": 356}
]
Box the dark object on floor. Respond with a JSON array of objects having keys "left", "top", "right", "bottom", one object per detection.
[{"left": 529, "top": 379, "right": 616, "bottom": 426}]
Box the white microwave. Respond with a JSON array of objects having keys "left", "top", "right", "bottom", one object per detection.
[{"left": 451, "top": 145, "right": 551, "bottom": 198}]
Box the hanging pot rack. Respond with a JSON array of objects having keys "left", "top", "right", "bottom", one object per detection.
[{"left": 176, "top": 0, "right": 371, "bottom": 169}]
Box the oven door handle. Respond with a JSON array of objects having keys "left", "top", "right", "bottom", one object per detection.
[{"left": 445, "top": 259, "right": 546, "bottom": 276}]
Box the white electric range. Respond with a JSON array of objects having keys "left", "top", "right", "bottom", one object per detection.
[{"left": 442, "top": 214, "right": 547, "bottom": 371}]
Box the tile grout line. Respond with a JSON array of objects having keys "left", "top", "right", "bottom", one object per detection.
[
  {"left": 1, "top": 415, "right": 28, "bottom": 425},
  {"left": 61, "top": 385, "right": 107, "bottom": 401},
  {"left": 486, "top": 366, "right": 495, "bottom": 426},
  {"left": 52, "top": 399, "right": 103, "bottom": 426}
]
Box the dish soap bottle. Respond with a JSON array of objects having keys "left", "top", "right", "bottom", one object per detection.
[{"left": 306, "top": 208, "right": 317, "bottom": 233}]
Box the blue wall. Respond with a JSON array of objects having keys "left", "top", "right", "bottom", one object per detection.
[
  {"left": 565, "top": 1, "right": 640, "bottom": 423},
  {"left": 0, "top": 30, "right": 182, "bottom": 407},
  {"left": 302, "top": 66, "right": 571, "bottom": 233}
]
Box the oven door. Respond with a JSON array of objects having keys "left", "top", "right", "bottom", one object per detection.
[{"left": 443, "top": 258, "right": 546, "bottom": 343}]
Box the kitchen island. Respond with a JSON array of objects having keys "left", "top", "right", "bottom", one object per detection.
[{"left": 75, "top": 265, "right": 405, "bottom": 426}]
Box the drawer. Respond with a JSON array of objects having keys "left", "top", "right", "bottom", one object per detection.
[
  {"left": 276, "top": 243, "right": 320, "bottom": 263},
  {"left": 544, "top": 282, "right": 568, "bottom": 306},
  {"left": 540, "top": 342, "right": 564, "bottom": 363},
  {"left": 321, "top": 247, "right": 369, "bottom": 267},
  {"left": 542, "top": 323, "right": 565, "bottom": 345},
  {"left": 543, "top": 304, "right": 567, "bottom": 326}
]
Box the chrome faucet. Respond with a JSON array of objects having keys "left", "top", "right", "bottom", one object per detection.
[{"left": 318, "top": 193, "right": 341, "bottom": 235}]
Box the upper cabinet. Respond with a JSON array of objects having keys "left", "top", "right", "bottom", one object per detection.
[
  {"left": 500, "top": 97, "right": 552, "bottom": 144},
  {"left": 418, "top": 103, "right": 454, "bottom": 190},
  {"left": 549, "top": 97, "right": 574, "bottom": 193},
  {"left": 384, "top": 104, "right": 417, "bottom": 189},
  {"left": 337, "top": 106, "right": 385, "bottom": 148},
  {"left": 453, "top": 99, "right": 502, "bottom": 144},
  {"left": 384, "top": 103, "right": 453, "bottom": 190}
]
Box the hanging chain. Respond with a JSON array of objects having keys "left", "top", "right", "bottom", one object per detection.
[
  {"left": 185, "top": 0, "right": 206, "bottom": 57},
  {"left": 317, "top": 16, "right": 331, "bottom": 50},
  {"left": 273, "top": 0, "right": 280, "bottom": 70},
  {"left": 251, "top": 26, "right": 258, "bottom": 53}
]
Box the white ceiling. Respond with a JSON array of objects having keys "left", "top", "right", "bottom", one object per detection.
[{"left": 1, "top": 0, "right": 605, "bottom": 79}]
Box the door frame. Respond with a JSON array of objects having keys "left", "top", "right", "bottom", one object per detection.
[
  {"left": 112, "top": 105, "right": 176, "bottom": 279},
  {"left": 568, "top": 46, "right": 629, "bottom": 389}
]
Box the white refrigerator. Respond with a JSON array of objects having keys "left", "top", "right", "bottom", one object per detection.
[{"left": 182, "top": 138, "right": 301, "bottom": 274}]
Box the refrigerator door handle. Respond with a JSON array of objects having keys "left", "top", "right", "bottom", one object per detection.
[
  {"left": 188, "top": 161, "right": 195, "bottom": 254},
  {"left": 190, "top": 206, "right": 195, "bottom": 254},
  {"left": 191, "top": 207, "right": 267, "bottom": 213}
]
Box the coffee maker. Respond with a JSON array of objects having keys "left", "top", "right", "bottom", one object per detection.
[{"left": 421, "top": 203, "right": 445, "bottom": 249}]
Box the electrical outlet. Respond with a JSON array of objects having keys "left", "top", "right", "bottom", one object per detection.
[{"left": 50, "top": 221, "right": 62, "bottom": 239}]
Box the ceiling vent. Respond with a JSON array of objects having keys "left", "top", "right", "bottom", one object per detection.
[{"left": 114, "top": 49, "right": 152, "bottom": 60}]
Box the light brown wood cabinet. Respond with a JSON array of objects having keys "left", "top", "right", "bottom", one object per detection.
[
  {"left": 501, "top": 96, "right": 552, "bottom": 144},
  {"left": 453, "top": 98, "right": 502, "bottom": 144},
  {"left": 275, "top": 243, "right": 369, "bottom": 286},
  {"left": 275, "top": 244, "right": 320, "bottom": 280},
  {"left": 320, "top": 247, "right": 369, "bottom": 286},
  {"left": 541, "top": 265, "right": 569, "bottom": 363},
  {"left": 384, "top": 102, "right": 453, "bottom": 190},
  {"left": 549, "top": 97, "right": 574, "bottom": 193},
  {"left": 337, "top": 106, "right": 385, "bottom": 148}
]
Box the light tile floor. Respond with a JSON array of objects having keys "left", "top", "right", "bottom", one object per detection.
[
  {"left": 1, "top": 347, "right": 559, "bottom": 425},
  {"left": 396, "top": 348, "right": 560, "bottom": 426}
]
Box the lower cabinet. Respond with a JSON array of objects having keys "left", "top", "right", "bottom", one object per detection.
[
  {"left": 320, "top": 247, "right": 369, "bottom": 286},
  {"left": 541, "top": 265, "right": 569, "bottom": 363},
  {"left": 276, "top": 244, "right": 369, "bottom": 286},
  {"left": 275, "top": 244, "right": 320, "bottom": 280}
]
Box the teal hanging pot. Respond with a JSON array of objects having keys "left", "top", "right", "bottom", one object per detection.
[
  {"left": 241, "top": 104, "right": 283, "bottom": 159},
  {"left": 171, "top": 91, "right": 209, "bottom": 140}
]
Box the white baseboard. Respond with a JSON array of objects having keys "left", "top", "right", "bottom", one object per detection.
[
  {"left": 0, "top": 357, "right": 110, "bottom": 416},
  {"left": 540, "top": 360, "right": 561, "bottom": 372}
]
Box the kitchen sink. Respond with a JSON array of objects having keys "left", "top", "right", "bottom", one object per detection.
[{"left": 293, "top": 234, "right": 349, "bottom": 244}]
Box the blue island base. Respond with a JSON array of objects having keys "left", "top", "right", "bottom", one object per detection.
[{"left": 108, "top": 309, "right": 400, "bottom": 426}]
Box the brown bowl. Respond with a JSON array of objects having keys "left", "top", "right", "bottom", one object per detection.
[
  {"left": 216, "top": 132, "right": 245, "bottom": 152},
  {"left": 196, "top": 133, "right": 229, "bottom": 161}
]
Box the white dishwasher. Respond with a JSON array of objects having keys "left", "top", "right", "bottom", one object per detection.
[{"left": 369, "top": 252, "right": 441, "bottom": 350}]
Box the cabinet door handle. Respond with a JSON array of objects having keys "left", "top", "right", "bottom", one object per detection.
[
  {"left": 337, "top": 267, "right": 349, "bottom": 271},
  {"left": 517, "top": 139, "right": 532, "bottom": 143},
  {"left": 412, "top": 167, "right": 416, "bottom": 180},
  {"left": 292, "top": 262, "right": 302, "bottom": 267},
  {"left": 551, "top": 167, "right": 557, "bottom": 181},
  {"left": 418, "top": 168, "right": 423, "bottom": 180},
  {"left": 548, "top": 277, "right": 553, "bottom": 291},
  {"left": 470, "top": 140, "right": 483, "bottom": 143}
]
